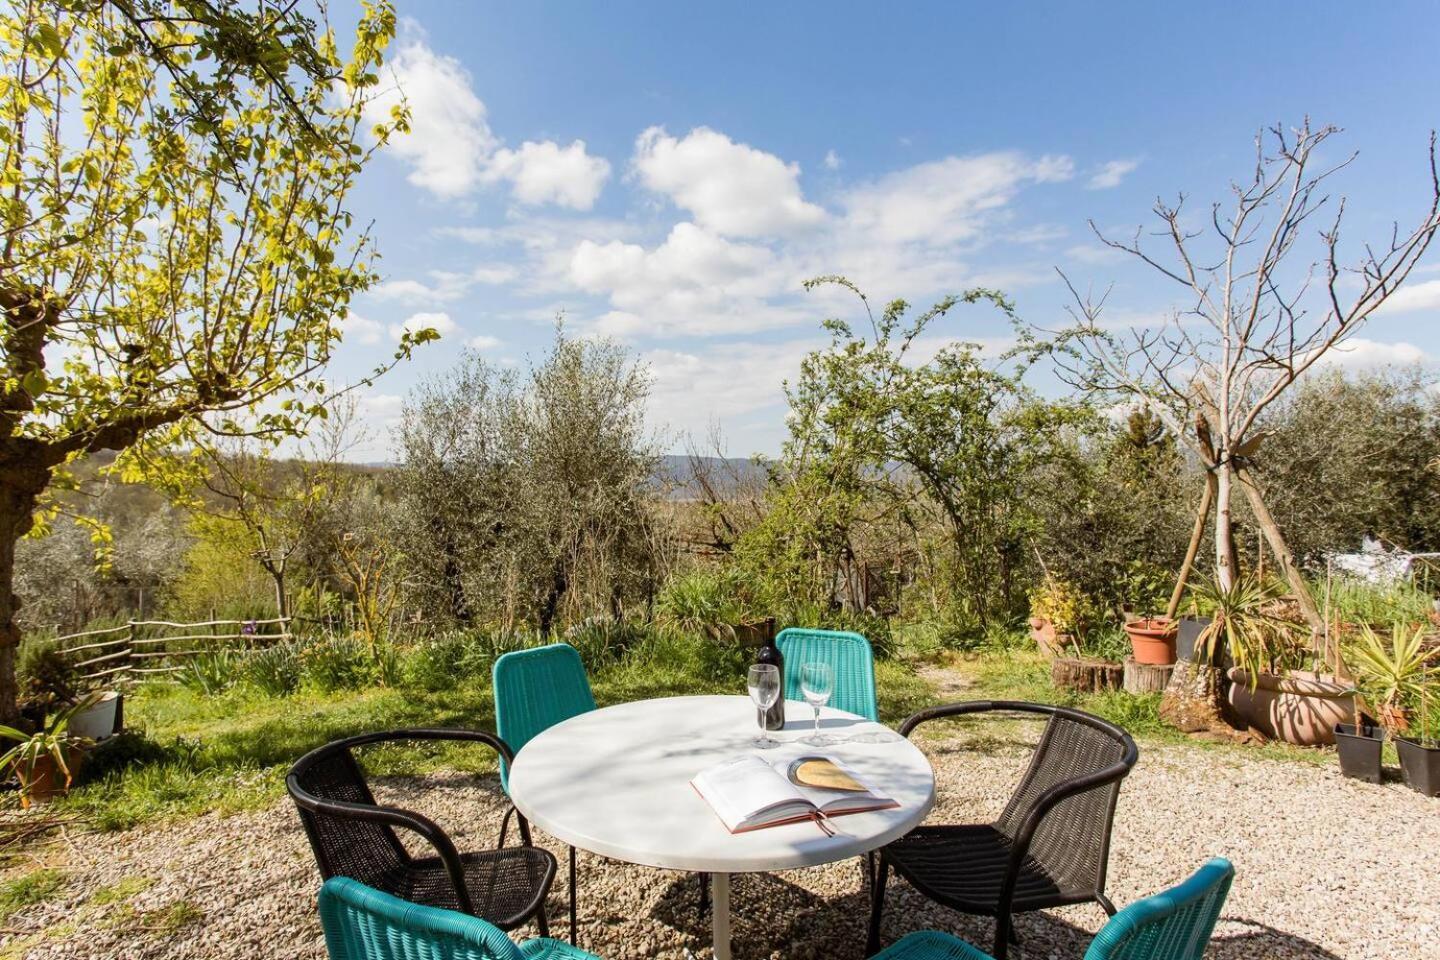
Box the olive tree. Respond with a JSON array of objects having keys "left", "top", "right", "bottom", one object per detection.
[
  {"left": 0, "top": 1, "right": 420, "bottom": 723},
  {"left": 1058, "top": 122, "right": 1439, "bottom": 666}
]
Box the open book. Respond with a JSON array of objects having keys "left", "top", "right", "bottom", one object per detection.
[{"left": 692, "top": 754, "right": 898, "bottom": 833}]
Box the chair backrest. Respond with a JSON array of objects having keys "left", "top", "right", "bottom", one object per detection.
[
  {"left": 996, "top": 709, "right": 1134, "bottom": 896},
  {"left": 319, "top": 876, "right": 525, "bottom": 960},
  {"left": 776, "top": 627, "right": 878, "bottom": 721},
  {"left": 492, "top": 643, "right": 596, "bottom": 789},
  {"left": 290, "top": 745, "right": 409, "bottom": 888},
  {"left": 1084, "top": 858, "right": 1235, "bottom": 960}
]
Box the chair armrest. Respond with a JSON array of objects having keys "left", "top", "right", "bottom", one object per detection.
[
  {"left": 898, "top": 700, "right": 1063, "bottom": 738},
  {"left": 294, "top": 789, "right": 478, "bottom": 914}
]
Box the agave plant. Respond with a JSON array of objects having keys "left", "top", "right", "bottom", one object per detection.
[
  {"left": 1189, "top": 576, "right": 1303, "bottom": 686},
  {"left": 1348, "top": 622, "right": 1431, "bottom": 733},
  {"left": 0, "top": 693, "right": 99, "bottom": 807}
]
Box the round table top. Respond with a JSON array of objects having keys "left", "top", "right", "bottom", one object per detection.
[{"left": 507, "top": 694, "right": 936, "bottom": 873}]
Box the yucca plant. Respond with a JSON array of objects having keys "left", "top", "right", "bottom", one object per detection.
[
  {"left": 1348, "top": 622, "right": 1430, "bottom": 734},
  {"left": 1190, "top": 576, "right": 1303, "bottom": 687},
  {"left": 0, "top": 693, "right": 99, "bottom": 807}
]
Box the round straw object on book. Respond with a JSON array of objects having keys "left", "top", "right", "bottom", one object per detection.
[{"left": 790, "top": 757, "right": 866, "bottom": 792}]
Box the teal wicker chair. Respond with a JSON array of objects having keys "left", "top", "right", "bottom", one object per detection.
[
  {"left": 319, "top": 875, "right": 602, "bottom": 960},
  {"left": 868, "top": 858, "right": 1235, "bottom": 960},
  {"left": 493, "top": 643, "right": 597, "bottom": 944},
  {"left": 776, "top": 627, "right": 878, "bottom": 721}
]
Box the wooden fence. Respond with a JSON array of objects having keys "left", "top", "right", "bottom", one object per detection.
[{"left": 55, "top": 617, "right": 293, "bottom": 685}]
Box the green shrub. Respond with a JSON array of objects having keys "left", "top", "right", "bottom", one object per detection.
[
  {"left": 178, "top": 648, "right": 240, "bottom": 696},
  {"left": 401, "top": 631, "right": 494, "bottom": 691},
  {"left": 655, "top": 569, "right": 747, "bottom": 632},
  {"left": 298, "top": 636, "right": 376, "bottom": 692},
  {"left": 240, "top": 643, "right": 303, "bottom": 697},
  {"left": 564, "top": 619, "right": 647, "bottom": 669}
]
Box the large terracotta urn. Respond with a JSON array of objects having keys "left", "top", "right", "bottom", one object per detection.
[{"left": 1226, "top": 668, "right": 1354, "bottom": 746}]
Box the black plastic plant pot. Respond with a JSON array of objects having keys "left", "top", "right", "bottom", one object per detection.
[
  {"left": 1334, "top": 723, "right": 1384, "bottom": 784},
  {"left": 1176, "top": 616, "right": 1211, "bottom": 663},
  {"left": 1396, "top": 737, "right": 1440, "bottom": 797}
]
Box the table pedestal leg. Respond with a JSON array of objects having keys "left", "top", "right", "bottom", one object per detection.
[{"left": 710, "top": 871, "right": 732, "bottom": 959}]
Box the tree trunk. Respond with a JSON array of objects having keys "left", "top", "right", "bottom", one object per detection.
[
  {"left": 1213, "top": 462, "right": 1238, "bottom": 591},
  {"left": 0, "top": 465, "right": 48, "bottom": 726},
  {"left": 271, "top": 569, "right": 290, "bottom": 622},
  {"left": 1234, "top": 462, "right": 1344, "bottom": 677},
  {"left": 1165, "top": 471, "right": 1216, "bottom": 619}
]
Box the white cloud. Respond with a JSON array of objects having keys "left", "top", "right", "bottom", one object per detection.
[
  {"left": 391, "top": 311, "right": 460, "bottom": 341},
  {"left": 569, "top": 222, "right": 803, "bottom": 336},
  {"left": 365, "top": 41, "right": 497, "bottom": 198},
  {"left": 365, "top": 40, "right": 610, "bottom": 208},
  {"left": 1311, "top": 338, "right": 1430, "bottom": 371},
  {"left": 840, "top": 151, "right": 1074, "bottom": 246},
  {"left": 336, "top": 310, "right": 385, "bottom": 346},
  {"left": 642, "top": 338, "right": 821, "bottom": 448},
  {"left": 632, "top": 126, "right": 826, "bottom": 237},
  {"left": 1087, "top": 158, "right": 1141, "bottom": 190},
  {"left": 1377, "top": 279, "right": 1440, "bottom": 314},
  {"left": 1066, "top": 243, "right": 1127, "bottom": 266},
  {"left": 369, "top": 265, "right": 518, "bottom": 305},
  {"left": 468, "top": 334, "right": 503, "bottom": 350},
  {"left": 486, "top": 139, "right": 611, "bottom": 210},
  {"left": 823, "top": 149, "right": 842, "bottom": 171}
]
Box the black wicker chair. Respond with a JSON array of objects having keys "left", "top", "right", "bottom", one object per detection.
[
  {"left": 286, "top": 728, "right": 556, "bottom": 934},
  {"left": 868, "top": 701, "right": 1139, "bottom": 960}
]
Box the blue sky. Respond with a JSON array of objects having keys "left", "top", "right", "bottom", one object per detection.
[{"left": 330, "top": 1, "right": 1440, "bottom": 459}]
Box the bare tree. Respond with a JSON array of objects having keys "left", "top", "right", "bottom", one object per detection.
[{"left": 1057, "top": 121, "right": 1439, "bottom": 677}]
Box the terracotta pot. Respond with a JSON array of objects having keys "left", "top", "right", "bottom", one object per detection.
[
  {"left": 1124, "top": 618, "right": 1178, "bottom": 665},
  {"left": 15, "top": 750, "right": 84, "bottom": 808},
  {"left": 1028, "top": 617, "right": 1063, "bottom": 659},
  {"left": 1226, "top": 668, "right": 1354, "bottom": 746},
  {"left": 1376, "top": 703, "right": 1410, "bottom": 735}
]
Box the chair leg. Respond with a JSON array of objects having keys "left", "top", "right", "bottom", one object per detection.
[
  {"left": 1096, "top": 892, "right": 1118, "bottom": 916},
  {"left": 993, "top": 912, "right": 1011, "bottom": 960},
  {"left": 698, "top": 872, "right": 711, "bottom": 914},
  {"left": 568, "top": 845, "right": 579, "bottom": 945},
  {"left": 535, "top": 902, "right": 550, "bottom": 939},
  {"left": 865, "top": 856, "right": 889, "bottom": 955}
]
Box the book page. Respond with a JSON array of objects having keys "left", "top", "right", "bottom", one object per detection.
[{"left": 692, "top": 755, "right": 810, "bottom": 831}]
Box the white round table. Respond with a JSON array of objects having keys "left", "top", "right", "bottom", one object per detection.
[{"left": 507, "top": 695, "right": 936, "bottom": 959}]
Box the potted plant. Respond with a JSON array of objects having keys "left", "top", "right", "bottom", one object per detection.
[
  {"left": 1123, "top": 614, "right": 1177, "bottom": 665},
  {"left": 1029, "top": 578, "right": 1086, "bottom": 660},
  {"left": 1396, "top": 660, "right": 1440, "bottom": 797},
  {"left": 0, "top": 694, "right": 98, "bottom": 807},
  {"left": 1336, "top": 622, "right": 1429, "bottom": 783},
  {"left": 1193, "top": 577, "right": 1353, "bottom": 746}
]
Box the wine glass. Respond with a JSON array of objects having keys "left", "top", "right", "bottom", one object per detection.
[
  {"left": 747, "top": 663, "right": 781, "bottom": 749},
  {"left": 799, "top": 662, "right": 835, "bottom": 746}
]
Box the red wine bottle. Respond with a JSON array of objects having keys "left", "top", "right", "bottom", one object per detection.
[{"left": 752, "top": 618, "right": 785, "bottom": 731}]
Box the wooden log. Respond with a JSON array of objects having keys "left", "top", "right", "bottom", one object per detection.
[
  {"left": 1051, "top": 657, "right": 1124, "bottom": 693},
  {"left": 1123, "top": 658, "right": 1176, "bottom": 694}
]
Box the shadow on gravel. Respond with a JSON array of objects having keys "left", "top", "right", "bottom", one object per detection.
[
  {"left": 647, "top": 870, "right": 1345, "bottom": 960},
  {"left": 1208, "top": 918, "right": 1346, "bottom": 959}
]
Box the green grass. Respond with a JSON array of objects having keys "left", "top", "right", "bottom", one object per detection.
[
  {"left": 0, "top": 868, "right": 66, "bottom": 922},
  {"left": 1319, "top": 577, "right": 1435, "bottom": 627},
  {"left": 88, "top": 875, "right": 155, "bottom": 906}
]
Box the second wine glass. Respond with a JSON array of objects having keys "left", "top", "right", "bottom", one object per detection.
[{"left": 799, "top": 661, "right": 835, "bottom": 746}]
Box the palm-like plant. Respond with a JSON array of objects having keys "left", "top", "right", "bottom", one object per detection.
[
  {"left": 0, "top": 694, "right": 98, "bottom": 807},
  {"left": 1190, "top": 576, "right": 1303, "bottom": 686},
  {"left": 1348, "top": 622, "right": 1430, "bottom": 733}
]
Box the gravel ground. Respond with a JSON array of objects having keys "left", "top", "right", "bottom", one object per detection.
[{"left": 3, "top": 726, "right": 1435, "bottom": 960}]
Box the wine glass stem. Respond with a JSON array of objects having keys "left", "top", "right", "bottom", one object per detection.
[{"left": 812, "top": 704, "right": 820, "bottom": 740}]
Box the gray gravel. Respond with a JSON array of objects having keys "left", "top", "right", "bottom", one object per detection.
[{"left": 3, "top": 728, "right": 1435, "bottom": 959}]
